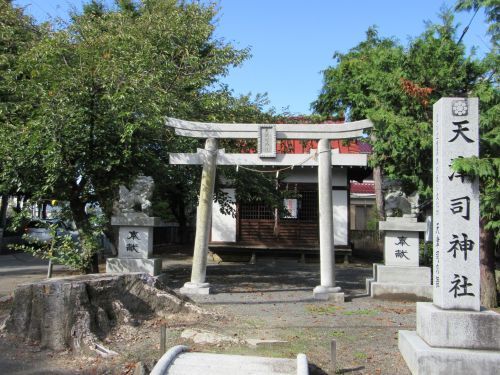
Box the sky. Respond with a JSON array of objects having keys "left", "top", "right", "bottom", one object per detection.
[{"left": 14, "top": 0, "right": 491, "bottom": 115}]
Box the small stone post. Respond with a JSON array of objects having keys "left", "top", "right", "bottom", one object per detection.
[
  {"left": 47, "top": 259, "right": 53, "bottom": 278},
  {"left": 160, "top": 324, "right": 166, "bottom": 353},
  {"left": 181, "top": 138, "right": 218, "bottom": 295},
  {"left": 330, "top": 339, "right": 337, "bottom": 370},
  {"left": 313, "top": 139, "right": 343, "bottom": 301}
]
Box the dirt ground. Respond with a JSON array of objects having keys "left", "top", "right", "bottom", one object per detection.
[{"left": 0, "top": 255, "right": 431, "bottom": 374}]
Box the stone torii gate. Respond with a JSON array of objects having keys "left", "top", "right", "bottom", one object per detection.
[{"left": 166, "top": 117, "right": 373, "bottom": 300}]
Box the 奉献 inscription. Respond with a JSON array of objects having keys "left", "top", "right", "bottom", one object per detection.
[{"left": 118, "top": 226, "right": 153, "bottom": 259}]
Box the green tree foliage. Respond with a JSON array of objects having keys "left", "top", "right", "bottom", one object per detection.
[
  {"left": 453, "top": 0, "right": 500, "bottom": 244},
  {"left": 313, "top": 14, "right": 483, "bottom": 197},
  {"left": 2, "top": 0, "right": 257, "bottom": 270},
  {"left": 314, "top": 8, "right": 498, "bottom": 306},
  {"left": 455, "top": 0, "right": 499, "bottom": 45},
  {"left": 0, "top": 0, "right": 40, "bottom": 195}
]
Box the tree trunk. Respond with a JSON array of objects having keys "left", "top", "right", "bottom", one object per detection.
[
  {"left": 42, "top": 201, "right": 48, "bottom": 219},
  {"left": 0, "top": 194, "right": 8, "bottom": 229},
  {"left": 15, "top": 195, "right": 21, "bottom": 211},
  {"left": 480, "top": 218, "right": 498, "bottom": 308},
  {"left": 373, "top": 165, "right": 385, "bottom": 220},
  {"left": 370, "top": 133, "right": 385, "bottom": 221},
  {"left": 69, "top": 195, "right": 99, "bottom": 274},
  {"left": 4, "top": 273, "right": 206, "bottom": 351},
  {"left": 169, "top": 192, "right": 189, "bottom": 244}
]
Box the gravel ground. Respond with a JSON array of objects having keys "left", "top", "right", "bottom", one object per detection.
[
  {"left": 0, "top": 255, "right": 417, "bottom": 374},
  {"left": 170, "top": 259, "right": 414, "bottom": 374}
]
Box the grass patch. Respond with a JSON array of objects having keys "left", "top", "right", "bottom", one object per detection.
[
  {"left": 330, "top": 330, "right": 356, "bottom": 341},
  {"left": 342, "top": 309, "right": 378, "bottom": 316},
  {"left": 331, "top": 330, "right": 345, "bottom": 338},
  {"left": 240, "top": 317, "right": 266, "bottom": 329},
  {"left": 213, "top": 334, "right": 310, "bottom": 359},
  {"left": 354, "top": 351, "right": 368, "bottom": 360},
  {"left": 306, "top": 304, "right": 344, "bottom": 315}
]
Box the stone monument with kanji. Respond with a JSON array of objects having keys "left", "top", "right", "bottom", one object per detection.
[{"left": 399, "top": 98, "right": 499, "bottom": 374}]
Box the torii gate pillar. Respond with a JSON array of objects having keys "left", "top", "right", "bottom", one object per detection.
[
  {"left": 180, "top": 138, "right": 218, "bottom": 295},
  {"left": 313, "top": 139, "right": 344, "bottom": 301}
]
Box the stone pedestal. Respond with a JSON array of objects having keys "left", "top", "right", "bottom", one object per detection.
[
  {"left": 367, "top": 216, "right": 431, "bottom": 300},
  {"left": 368, "top": 264, "right": 432, "bottom": 300},
  {"left": 106, "top": 215, "right": 162, "bottom": 276},
  {"left": 399, "top": 303, "right": 500, "bottom": 374}
]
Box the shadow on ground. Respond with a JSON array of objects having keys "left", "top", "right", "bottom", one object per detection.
[{"left": 165, "top": 260, "right": 373, "bottom": 296}]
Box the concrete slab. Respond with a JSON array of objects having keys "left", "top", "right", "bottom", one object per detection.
[
  {"left": 181, "top": 329, "right": 240, "bottom": 345},
  {"left": 416, "top": 302, "right": 500, "bottom": 350},
  {"left": 105, "top": 257, "right": 161, "bottom": 276},
  {"left": 399, "top": 330, "right": 500, "bottom": 375},
  {"left": 167, "top": 352, "right": 298, "bottom": 375}
]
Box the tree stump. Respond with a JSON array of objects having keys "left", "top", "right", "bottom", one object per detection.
[{"left": 2, "top": 273, "right": 203, "bottom": 351}]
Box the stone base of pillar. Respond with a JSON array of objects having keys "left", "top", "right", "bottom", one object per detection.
[
  {"left": 313, "top": 285, "right": 344, "bottom": 302},
  {"left": 366, "top": 264, "right": 432, "bottom": 301},
  {"left": 180, "top": 281, "right": 210, "bottom": 295},
  {"left": 370, "top": 283, "right": 432, "bottom": 301},
  {"left": 399, "top": 302, "right": 500, "bottom": 374},
  {"left": 106, "top": 258, "right": 161, "bottom": 276},
  {"left": 399, "top": 330, "right": 500, "bottom": 375},
  {"left": 416, "top": 303, "right": 499, "bottom": 349}
]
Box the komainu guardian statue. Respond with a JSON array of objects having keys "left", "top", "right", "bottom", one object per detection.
[
  {"left": 113, "top": 176, "right": 154, "bottom": 217},
  {"left": 384, "top": 189, "right": 419, "bottom": 217}
]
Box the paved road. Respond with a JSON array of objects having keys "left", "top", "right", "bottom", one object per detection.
[
  {"left": 0, "top": 251, "right": 199, "bottom": 300},
  {"left": 0, "top": 253, "right": 70, "bottom": 299}
]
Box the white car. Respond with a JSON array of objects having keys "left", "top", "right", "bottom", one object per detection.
[{"left": 24, "top": 219, "right": 79, "bottom": 244}]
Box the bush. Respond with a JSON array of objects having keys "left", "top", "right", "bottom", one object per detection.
[
  {"left": 9, "top": 204, "right": 106, "bottom": 273},
  {"left": 419, "top": 240, "right": 433, "bottom": 267}
]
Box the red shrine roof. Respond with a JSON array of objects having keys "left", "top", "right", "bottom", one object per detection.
[
  {"left": 237, "top": 119, "right": 373, "bottom": 155},
  {"left": 350, "top": 181, "right": 375, "bottom": 194},
  {"left": 278, "top": 139, "right": 372, "bottom": 154},
  {"left": 274, "top": 117, "right": 372, "bottom": 155}
]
